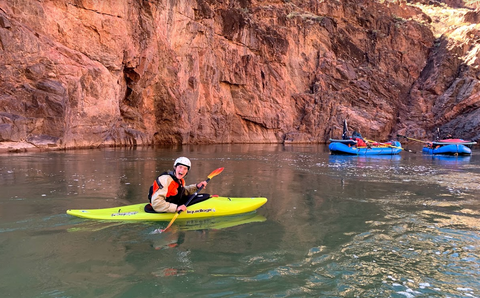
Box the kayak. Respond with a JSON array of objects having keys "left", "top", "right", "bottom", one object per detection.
[{"left": 66, "top": 196, "right": 268, "bottom": 221}]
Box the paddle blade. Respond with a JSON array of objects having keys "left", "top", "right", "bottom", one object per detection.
[
  {"left": 161, "top": 213, "right": 180, "bottom": 233},
  {"left": 207, "top": 167, "right": 224, "bottom": 179}
]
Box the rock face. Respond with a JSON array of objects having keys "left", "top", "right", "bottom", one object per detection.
[{"left": 0, "top": 0, "right": 478, "bottom": 151}]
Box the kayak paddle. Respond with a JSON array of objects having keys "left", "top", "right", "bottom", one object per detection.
[{"left": 160, "top": 167, "right": 224, "bottom": 232}]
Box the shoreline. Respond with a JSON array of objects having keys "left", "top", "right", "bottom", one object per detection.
[
  {"left": 2, "top": 140, "right": 475, "bottom": 155},
  {"left": 0, "top": 140, "right": 330, "bottom": 154},
  {"left": 0, "top": 141, "right": 40, "bottom": 153}
]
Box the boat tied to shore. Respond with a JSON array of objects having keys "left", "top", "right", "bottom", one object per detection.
[
  {"left": 398, "top": 134, "right": 477, "bottom": 156},
  {"left": 329, "top": 120, "right": 403, "bottom": 155}
]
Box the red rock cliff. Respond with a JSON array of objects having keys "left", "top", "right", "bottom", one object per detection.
[{"left": 0, "top": 0, "right": 478, "bottom": 151}]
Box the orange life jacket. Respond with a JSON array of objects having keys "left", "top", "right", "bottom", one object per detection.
[
  {"left": 356, "top": 138, "right": 366, "bottom": 147},
  {"left": 149, "top": 171, "right": 186, "bottom": 204}
]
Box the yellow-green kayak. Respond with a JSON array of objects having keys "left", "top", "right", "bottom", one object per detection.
[{"left": 66, "top": 196, "right": 267, "bottom": 221}]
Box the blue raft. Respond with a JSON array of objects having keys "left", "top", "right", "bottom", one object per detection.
[
  {"left": 422, "top": 139, "right": 476, "bottom": 155},
  {"left": 329, "top": 141, "right": 403, "bottom": 155}
]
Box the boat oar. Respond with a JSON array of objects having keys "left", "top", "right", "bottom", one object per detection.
[
  {"left": 365, "top": 138, "right": 416, "bottom": 153},
  {"left": 160, "top": 167, "right": 224, "bottom": 233},
  {"left": 364, "top": 139, "right": 402, "bottom": 150}
]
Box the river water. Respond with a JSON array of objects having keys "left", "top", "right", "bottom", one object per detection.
[{"left": 1, "top": 144, "right": 479, "bottom": 298}]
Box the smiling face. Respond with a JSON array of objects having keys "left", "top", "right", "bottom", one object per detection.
[{"left": 174, "top": 164, "right": 189, "bottom": 180}]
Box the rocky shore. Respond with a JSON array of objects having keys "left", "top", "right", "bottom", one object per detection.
[{"left": 1, "top": 1, "right": 479, "bottom": 151}]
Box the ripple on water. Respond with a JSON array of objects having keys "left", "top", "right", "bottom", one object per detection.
[{"left": 326, "top": 213, "right": 480, "bottom": 297}]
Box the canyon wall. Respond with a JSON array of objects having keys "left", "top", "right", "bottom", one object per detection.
[{"left": 0, "top": 0, "right": 478, "bottom": 151}]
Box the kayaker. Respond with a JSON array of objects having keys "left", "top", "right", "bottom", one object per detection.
[{"left": 146, "top": 157, "right": 208, "bottom": 213}]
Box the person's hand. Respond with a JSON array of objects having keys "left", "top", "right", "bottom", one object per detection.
[
  {"left": 196, "top": 180, "right": 208, "bottom": 189},
  {"left": 176, "top": 205, "right": 187, "bottom": 212}
]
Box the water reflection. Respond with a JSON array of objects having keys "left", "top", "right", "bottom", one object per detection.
[
  {"left": 0, "top": 146, "right": 479, "bottom": 297},
  {"left": 329, "top": 154, "right": 402, "bottom": 162},
  {"left": 423, "top": 154, "right": 472, "bottom": 166}
]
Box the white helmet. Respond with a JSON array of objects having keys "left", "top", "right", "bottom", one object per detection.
[{"left": 174, "top": 157, "right": 191, "bottom": 170}]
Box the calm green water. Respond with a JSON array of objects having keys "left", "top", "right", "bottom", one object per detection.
[{"left": 1, "top": 145, "right": 479, "bottom": 298}]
